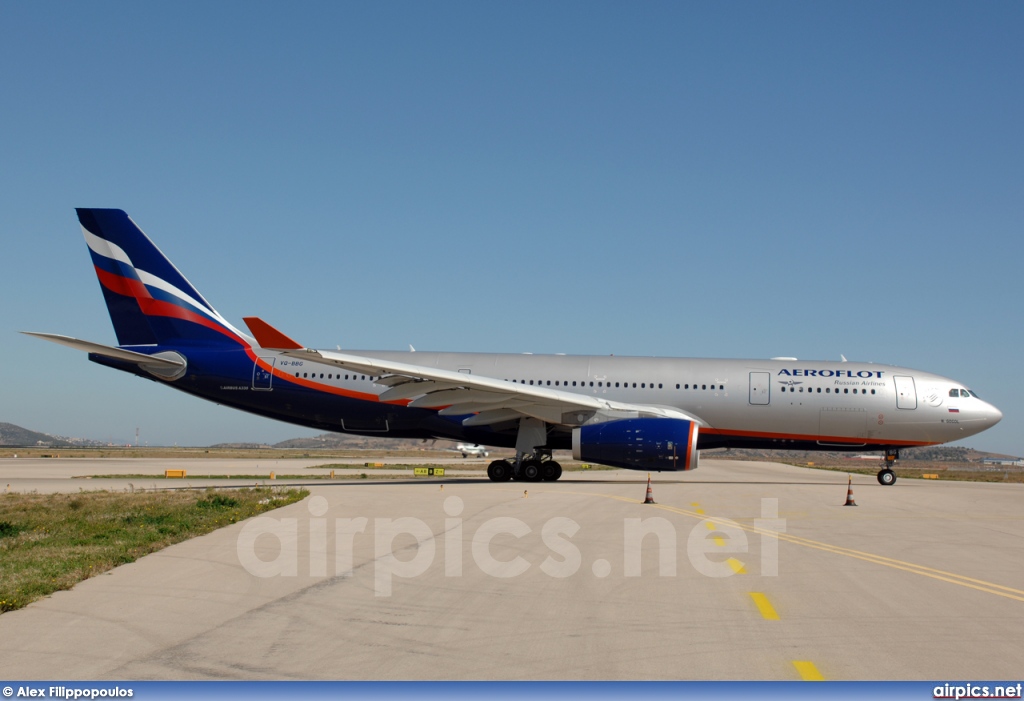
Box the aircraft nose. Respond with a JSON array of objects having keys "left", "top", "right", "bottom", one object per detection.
[{"left": 988, "top": 403, "right": 1003, "bottom": 425}]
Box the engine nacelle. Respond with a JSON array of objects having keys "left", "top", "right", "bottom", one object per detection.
[{"left": 572, "top": 418, "right": 699, "bottom": 472}]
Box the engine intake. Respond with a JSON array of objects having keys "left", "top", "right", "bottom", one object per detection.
[{"left": 572, "top": 418, "right": 699, "bottom": 472}]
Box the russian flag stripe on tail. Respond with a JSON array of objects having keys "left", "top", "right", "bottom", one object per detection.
[{"left": 77, "top": 208, "right": 249, "bottom": 348}]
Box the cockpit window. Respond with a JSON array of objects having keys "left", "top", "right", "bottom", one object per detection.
[
  {"left": 949, "top": 389, "right": 960, "bottom": 397},
  {"left": 968, "top": 390, "right": 980, "bottom": 398}
]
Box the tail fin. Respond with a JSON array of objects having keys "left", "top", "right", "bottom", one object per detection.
[{"left": 77, "top": 208, "right": 247, "bottom": 348}]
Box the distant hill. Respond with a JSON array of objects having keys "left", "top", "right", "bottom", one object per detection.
[
  {"left": 210, "top": 433, "right": 433, "bottom": 450},
  {"left": 0, "top": 423, "right": 73, "bottom": 447}
]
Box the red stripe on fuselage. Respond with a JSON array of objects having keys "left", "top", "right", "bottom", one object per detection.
[
  {"left": 701, "top": 426, "right": 935, "bottom": 447},
  {"left": 251, "top": 352, "right": 412, "bottom": 405}
]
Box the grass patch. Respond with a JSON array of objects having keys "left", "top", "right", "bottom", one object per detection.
[{"left": 0, "top": 487, "right": 307, "bottom": 613}]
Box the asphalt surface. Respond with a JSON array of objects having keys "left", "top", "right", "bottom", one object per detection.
[{"left": 0, "top": 457, "right": 1021, "bottom": 680}]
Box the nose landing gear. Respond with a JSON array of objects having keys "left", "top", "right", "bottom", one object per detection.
[{"left": 878, "top": 448, "right": 898, "bottom": 485}]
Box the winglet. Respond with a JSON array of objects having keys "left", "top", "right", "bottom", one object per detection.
[{"left": 242, "top": 317, "right": 304, "bottom": 350}]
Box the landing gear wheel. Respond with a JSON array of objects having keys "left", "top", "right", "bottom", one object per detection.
[
  {"left": 540, "top": 461, "right": 562, "bottom": 481},
  {"left": 487, "top": 460, "right": 513, "bottom": 482},
  {"left": 520, "top": 459, "right": 542, "bottom": 482},
  {"left": 878, "top": 468, "right": 896, "bottom": 486}
]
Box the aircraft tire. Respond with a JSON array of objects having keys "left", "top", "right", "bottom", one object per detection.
[
  {"left": 487, "top": 460, "right": 512, "bottom": 482},
  {"left": 877, "top": 468, "right": 896, "bottom": 486},
  {"left": 541, "top": 461, "right": 562, "bottom": 481},
  {"left": 521, "top": 459, "right": 542, "bottom": 482}
]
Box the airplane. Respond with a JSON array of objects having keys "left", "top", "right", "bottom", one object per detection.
[
  {"left": 24, "top": 209, "right": 1003, "bottom": 486},
  {"left": 452, "top": 443, "right": 491, "bottom": 458}
]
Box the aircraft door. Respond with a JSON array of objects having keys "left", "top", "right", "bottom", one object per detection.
[
  {"left": 749, "top": 372, "right": 770, "bottom": 405},
  {"left": 894, "top": 375, "right": 917, "bottom": 409},
  {"left": 253, "top": 357, "right": 275, "bottom": 390}
]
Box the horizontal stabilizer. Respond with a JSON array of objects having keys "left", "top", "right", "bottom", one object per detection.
[{"left": 21, "top": 332, "right": 185, "bottom": 368}]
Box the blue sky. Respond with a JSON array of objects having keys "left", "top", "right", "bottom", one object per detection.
[{"left": 2, "top": 2, "right": 1021, "bottom": 454}]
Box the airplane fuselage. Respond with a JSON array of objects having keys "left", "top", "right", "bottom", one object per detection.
[{"left": 95, "top": 347, "right": 1001, "bottom": 454}]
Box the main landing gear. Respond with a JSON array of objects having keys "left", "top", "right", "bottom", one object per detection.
[
  {"left": 487, "top": 452, "right": 563, "bottom": 482},
  {"left": 878, "top": 448, "right": 898, "bottom": 486},
  {"left": 486, "top": 416, "right": 563, "bottom": 482}
]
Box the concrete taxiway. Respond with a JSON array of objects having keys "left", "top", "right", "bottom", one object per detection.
[{"left": 0, "top": 458, "right": 1022, "bottom": 680}]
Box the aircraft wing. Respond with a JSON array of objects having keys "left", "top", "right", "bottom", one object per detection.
[{"left": 255, "top": 323, "right": 707, "bottom": 430}]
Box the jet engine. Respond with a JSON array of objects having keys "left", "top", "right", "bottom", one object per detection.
[{"left": 571, "top": 418, "right": 699, "bottom": 472}]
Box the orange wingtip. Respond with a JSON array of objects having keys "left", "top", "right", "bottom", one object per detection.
[{"left": 242, "top": 317, "right": 304, "bottom": 350}]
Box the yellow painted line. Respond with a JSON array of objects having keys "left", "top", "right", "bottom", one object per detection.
[
  {"left": 564, "top": 490, "right": 1024, "bottom": 604},
  {"left": 714, "top": 536, "right": 725, "bottom": 546},
  {"left": 793, "top": 660, "right": 824, "bottom": 681},
  {"left": 690, "top": 502, "right": 701, "bottom": 507},
  {"left": 749, "top": 592, "right": 779, "bottom": 620},
  {"left": 704, "top": 520, "right": 716, "bottom": 531},
  {"left": 695, "top": 508, "right": 705, "bottom": 514},
  {"left": 727, "top": 558, "right": 746, "bottom": 574}
]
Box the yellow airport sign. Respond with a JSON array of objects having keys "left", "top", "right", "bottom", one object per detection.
[{"left": 414, "top": 467, "right": 445, "bottom": 477}]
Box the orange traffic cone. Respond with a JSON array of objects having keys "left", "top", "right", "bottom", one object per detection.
[
  {"left": 843, "top": 475, "right": 857, "bottom": 507},
  {"left": 643, "top": 473, "right": 656, "bottom": 505}
]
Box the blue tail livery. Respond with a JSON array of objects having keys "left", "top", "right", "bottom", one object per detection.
[
  {"left": 77, "top": 208, "right": 248, "bottom": 348},
  {"left": 23, "top": 209, "right": 1003, "bottom": 484}
]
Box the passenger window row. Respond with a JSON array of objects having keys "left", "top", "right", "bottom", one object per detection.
[
  {"left": 780, "top": 387, "right": 877, "bottom": 395},
  {"left": 294, "top": 371, "right": 731, "bottom": 394},
  {"left": 503, "top": 379, "right": 725, "bottom": 391},
  {"left": 296, "top": 372, "right": 374, "bottom": 381}
]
